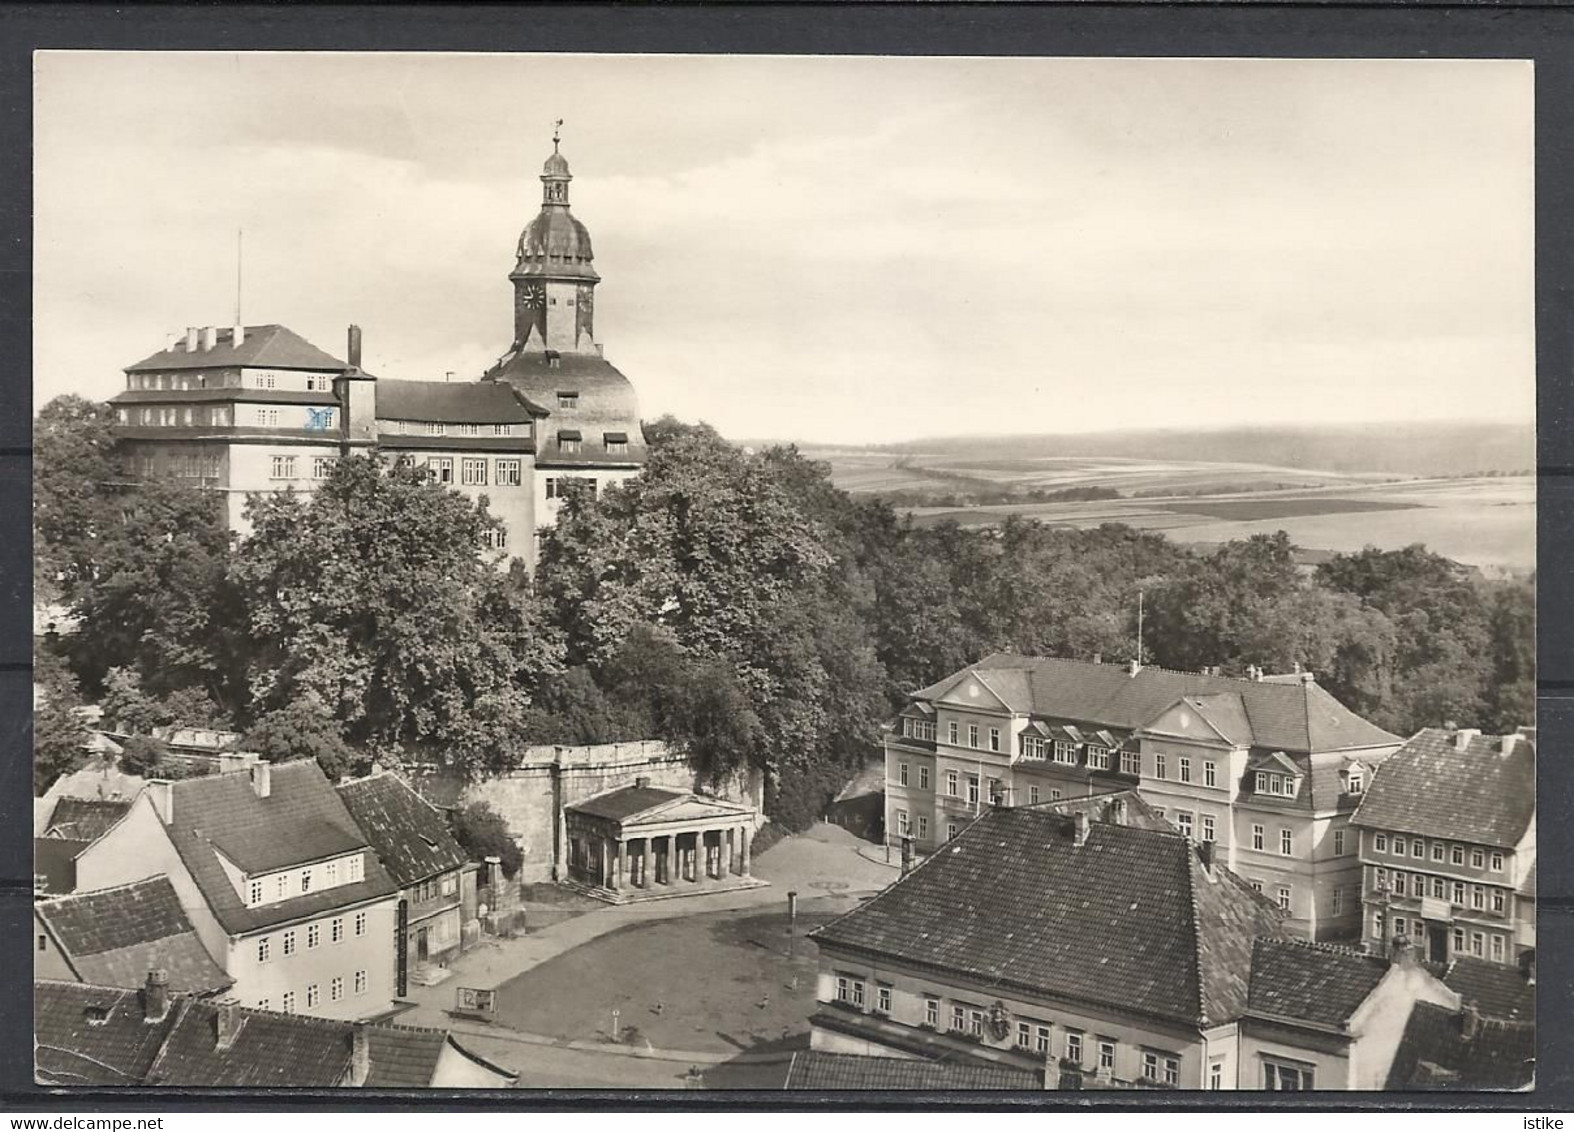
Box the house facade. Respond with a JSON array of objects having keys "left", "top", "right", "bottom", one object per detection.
[
  {"left": 810, "top": 801, "right": 1461, "bottom": 1090},
  {"left": 1351, "top": 727, "right": 1536, "bottom": 968},
  {"left": 336, "top": 768, "right": 478, "bottom": 991},
  {"left": 883, "top": 655, "right": 1400, "bottom": 940},
  {"left": 108, "top": 138, "right": 646, "bottom": 569},
  {"left": 71, "top": 761, "right": 401, "bottom": 1021}
]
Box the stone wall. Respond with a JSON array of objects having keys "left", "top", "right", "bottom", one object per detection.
[{"left": 418, "top": 740, "right": 765, "bottom": 885}]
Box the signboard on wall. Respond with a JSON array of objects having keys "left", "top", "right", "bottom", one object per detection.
[{"left": 454, "top": 987, "right": 497, "bottom": 1020}]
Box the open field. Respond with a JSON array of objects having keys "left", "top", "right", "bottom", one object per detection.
[{"left": 806, "top": 449, "right": 1534, "bottom": 572}]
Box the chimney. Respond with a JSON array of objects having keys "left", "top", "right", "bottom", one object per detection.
[
  {"left": 347, "top": 324, "right": 362, "bottom": 369},
  {"left": 1461, "top": 1003, "right": 1481, "bottom": 1041},
  {"left": 445, "top": 370, "right": 455, "bottom": 383},
  {"left": 214, "top": 1000, "right": 241, "bottom": 1050},
  {"left": 1105, "top": 796, "right": 1127, "bottom": 826},
  {"left": 165, "top": 332, "right": 177, "bottom": 352},
  {"left": 1072, "top": 810, "right": 1090, "bottom": 847},
  {"left": 635, "top": 776, "right": 651, "bottom": 789},
  {"left": 185, "top": 326, "right": 200, "bottom": 352},
  {"left": 232, "top": 323, "right": 246, "bottom": 349},
  {"left": 1127, "top": 660, "right": 1141, "bottom": 677},
  {"left": 1092, "top": 652, "right": 1102, "bottom": 666},
  {"left": 148, "top": 781, "right": 174, "bottom": 824},
  {"left": 1197, "top": 839, "right": 1214, "bottom": 870},
  {"left": 201, "top": 326, "right": 218, "bottom": 351},
  {"left": 1499, "top": 734, "right": 1518, "bottom": 757},
  {"left": 1389, "top": 933, "right": 1417, "bottom": 969},
  {"left": 1454, "top": 728, "right": 1481, "bottom": 752},
  {"left": 1516, "top": 725, "right": 1536, "bottom": 742},
  {"left": 901, "top": 834, "right": 914, "bottom": 876},
  {"left": 143, "top": 969, "right": 171, "bottom": 1023},
  {"left": 250, "top": 761, "right": 272, "bottom": 799},
  {"left": 348, "top": 1021, "right": 371, "bottom": 1086},
  {"left": 1292, "top": 662, "right": 1302, "bottom": 674},
  {"left": 1520, "top": 949, "right": 1537, "bottom": 986},
  {"left": 1301, "top": 671, "right": 1315, "bottom": 685}
]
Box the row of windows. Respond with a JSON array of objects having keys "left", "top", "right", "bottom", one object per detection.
[
  {"left": 412, "top": 874, "right": 461, "bottom": 903},
  {"left": 1153, "top": 754, "right": 1219, "bottom": 787},
  {"left": 554, "top": 433, "right": 628, "bottom": 456},
  {"left": 892, "top": 810, "right": 930, "bottom": 841},
  {"left": 901, "top": 718, "right": 937, "bottom": 742},
  {"left": 1245, "top": 877, "right": 1296, "bottom": 912},
  {"left": 544, "top": 476, "right": 598, "bottom": 500},
  {"left": 120, "top": 405, "right": 235, "bottom": 428},
  {"left": 130, "top": 371, "right": 332, "bottom": 392},
  {"left": 130, "top": 452, "right": 222, "bottom": 481},
  {"left": 385, "top": 421, "right": 518, "bottom": 438},
  {"left": 831, "top": 976, "right": 1179, "bottom": 1083},
  {"left": 1247, "top": 824, "right": 1297, "bottom": 857},
  {"left": 1253, "top": 771, "right": 1302, "bottom": 798},
  {"left": 255, "top": 911, "right": 368, "bottom": 962},
  {"left": 271, "top": 455, "right": 339, "bottom": 481},
  {"left": 1370, "top": 911, "right": 1509, "bottom": 963},
  {"left": 1372, "top": 834, "right": 1504, "bottom": 873},
  {"left": 257, "top": 970, "right": 369, "bottom": 1014},
  {"left": 246, "top": 857, "right": 364, "bottom": 908},
  {"left": 1371, "top": 869, "right": 1511, "bottom": 914}
]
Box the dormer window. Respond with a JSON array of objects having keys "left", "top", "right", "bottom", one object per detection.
[
  {"left": 557, "top": 391, "right": 578, "bottom": 408},
  {"left": 1347, "top": 767, "right": 1364, "bottom": 794},
  {"left": 1255, "top": 771, "right": 1299, "bottom": 797}
]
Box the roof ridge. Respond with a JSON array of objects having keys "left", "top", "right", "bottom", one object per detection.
[
  {"left": 36, "top": 873, "right": 173, "bottom": 904},
  {"left": 1259, "top": 934, "right": 1377, "bottom": 960},
  {"left": 1183, "top": 845, "right": 1208, "bottom": 1026}
]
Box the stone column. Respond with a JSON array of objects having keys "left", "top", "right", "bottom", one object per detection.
[
  {"left": 642, "top": 837, "right": 653, "bottom": 889},
  {"left": 740, "top": 825, "right": 752, "bottom": 877},
  {"left": 599, "top": 836, "right": 611, "bottom": 888},
  {"left": 658, "top": 835, "right": 671, "bottom": 885},
  {"left": 611, "top": 838, "right": 625, "bottom": 892},
  {"left": 692, "top": 831, "right": 704, "bottom": 883},
  {"left": 726, "top": 827, "right": 737, "bottom": 876}
]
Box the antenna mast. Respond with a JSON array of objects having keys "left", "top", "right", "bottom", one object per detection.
[
  {"left": 1137, "top": 589, "right": 1145, "bottom": 667},
  {"left": 235, "top": 228, "right": 243, "bottom": 326}
]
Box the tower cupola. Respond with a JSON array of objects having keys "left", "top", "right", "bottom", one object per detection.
[{"left": 510, "top": 124, "right": 600, "bottom": 354}]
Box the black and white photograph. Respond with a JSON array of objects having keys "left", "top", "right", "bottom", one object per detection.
[{"left": 31, "top": 51, "right": 1536, "bottom": 1094}]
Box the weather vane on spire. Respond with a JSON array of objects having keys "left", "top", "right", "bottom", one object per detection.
[{"left": 553, "top": 119, "right": 563, "bottom": 151}]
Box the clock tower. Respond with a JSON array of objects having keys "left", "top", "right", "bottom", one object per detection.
[{"left": 510, "top": 129, "right": 600, "bottom": 355}]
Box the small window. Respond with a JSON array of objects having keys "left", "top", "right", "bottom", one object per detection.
[
  {"left": 876, "top": 984, "right": 891, "bottom": 1014},
  {"left": 1393, "top": 839, "right": 1406, "bottom": 858},
  {"left": 1491, "top": 935, "right": 1506, "bottom": 962},
  {"left": 496, "top": 459, "right": 523, "bottom": 487},
  {"left": 1155, "top": 754, "right": 1166, "bottom": 779},
  {"left": 1277, "top": 886, "right": 1292, "bottom": 911},
  {"left": 946, "top": 770, "right": 958, "bottom": 797},
  {"left": 331, "top": 976, "right": 344, "bottom": 1002},
  {"left": 1490, "top": 851, "right": 1504, "bottom": 872},
  {"left": 557, "top": 392, "right": 579, "bottom": 409},
  {"left": 1121, "top": 750, "right": 1141, "bottom": 776},
  {"left": 307, "top": 924, "right": 320, "bottom": 949},
  {"left": 1201, "top": 814, "right": 1215, "bottom": 842},
  {"left": 1176, "top": 812, "right": 1194, "bottom": 839},
  {"left": 924, "top": 997, "right": 938, "bottom": 1027},
  {"left": 1412, "top": 839, "right": 1423, "bottom": 858},
  {"left": 354, "top": 911, "right": 367, "bottom": 936},
  {"left": 1280, "top": 829, "right": 1293, "bottom": 856},
  {"left": 355, "top": 970, "right": 367, "bottom": 995},
  {"left": 1375, "top": 833, "right": 1388, "bottom": 853},
  {"left": 898, "top": 762, "right": 909, "bottom": 787},
  {"left": 1016, "top": 1021, "right": 1031, "bottom": 1049},
  {"left": 989, "top": 727, "right": 1001, "bottom": 753},
  {"left": 306, "top": 984, "right": 320, "bottom": 1009},
  {"left": 1452, "top": 845, "right": 1465, "bottom": 865},
  {"left": 1334, "top": 829, "right": 1345, "bottom": 856},
  {"left": 1492, "top": 889, "right": 1506, "bottom": 914},
  {"left": 1204, "top": 761, "right": 1217, "bottom": 787},
  {"left": 283, "top": 930, "right": 296, "bottom": 956},
  {"left": 249, "top": 880, "right": 263, "bottom": 905},
  {"left": 312, "top": 456, "right": 335, "bottom": 480},
  {"left": 1098, "top": 1039, "right": 1116, "bottom": 1071},
  {"left": 1433, "top": 842, "right": 1446, "bottom": 862},
  {"left": 1178, "top": 757, "right": 1191, "bottom": 784},
  {"left": 1252, "top": 824, "right": 1265, "bottom": 851},
  {"left": 918, "top": 766, "right": 930, "bottom": 791},
  {"left": 947, "top": 721, "right": 959, "bottom": 745},
  {"left": 300, "top": 869, "right": 312, "bottom": 894},
  {"left": 1471, "top": 848, "right": 1486, "bottom": 869},
  {"left": 282, "top": 992, "right": 295, "bottom": 1014},
  {"left": 331, "top": 918, "right": 344, "bottom": 944},
  {"left": 1029, "top": 785, "right": 1040, "bottom": 805},
  {"left": 462, "top": 457, "right": 488, "bottom": 486},
  {"left": 1066, "top": 1032, "right": 1084, "bottom": 1065},
  {"left": 270, "top": 455, "right": 296, "bottom": 480},
  {"left": 968, "top": 724, "right": 979, "bottom": 749},
  {"left": 967, "top": 777, "right": 979, "bottom": 805}
]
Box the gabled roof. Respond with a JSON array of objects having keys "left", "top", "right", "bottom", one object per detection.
[
  {"left": 1245, "top": 750, "right": 1302, "bottom": 778},
  {"left": 336, "top": 771, "right": 471, "bottom": 890},
  {"left": 375, "top": 378, "right": 537, "bottom": 425},
  {"left": 1175, "top": 694, "right": 1254, "bottom": 746},
  {"left": 36, "top": 980, "right": 511, "bottom": 1088},
  {"left": 1441, "top": 957, "right": 1535, "bottom": 1023},
  {"left": 1246, "top": 938, "right": 1389, "bottom": 1029},
  {"left": 35, "top": 877, "right": 232, "bottom": 996},
  {"left": 912, "top": 655, "right": 1398, "bottom": 754},
  {"left": 1351, "top": 729, "right": 1535, "bottom": 847},
  {"left": 42, "top": 797, "right": 132, "bottom": 842},
  {"left": 566, "top": 784, "right": 754, "bottom": 827},
  {"left": 159, "top": 761, "right": 398, "bottom": 935},
  {"left": 42, "top": 761, "right": 145, "bottom": 807},
  {"left": 810, "top": 807, "right": 1285, "bottom": 1027},
  {"left": 34, "top": 982, "right": 179, "bottom": 1086},
  {"left": 126, "top": 325, "right": 346, "bottom": 373},
  {"left": 1385, "top": 1002, "right": 1534, "bottom": 1090},
  {"left": 783, "top": 1050, "right": 1039, "bottom": 1091}
]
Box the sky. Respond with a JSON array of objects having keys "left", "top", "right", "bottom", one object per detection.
[{"left": 35, "top": 53, "right": 1534, "bottom": 445}]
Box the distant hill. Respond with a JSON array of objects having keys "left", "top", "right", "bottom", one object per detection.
[{"left": 751, "top": 421, "right": 1534, "bottom": 479}]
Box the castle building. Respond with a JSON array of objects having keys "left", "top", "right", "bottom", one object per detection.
[
  {"left": 883, "top": 654, "right": 1401, "bottom": 941},
  {"left": 108, "top": 137, "right": 646, "bottom": 568}
]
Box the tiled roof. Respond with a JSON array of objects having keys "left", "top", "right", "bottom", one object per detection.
[
  {"left": 43, "top": 797, "right": 132, "bottom": 842},
  {"left": 569, "top": 785, "right": 687, "bottom": 822},
  {"left": 915, "top": 655, "right": 1398, "bottom": 754},
  {"left": 810, "top": 807, "right": 1285, "bottom": 1027},
  {"left": 336, "top": 771, "right": 471, "bottom": 890},
  {"left": 1519, "top": 859, "right": 1536, "bottom": 898},
  {"left": 43, "top": 762, "right": 145, "bottom": 805},
  {"left": 162, "top": 761, "right": 398, "bottom": 935},
  {"left": 1385, "top": 1001, "right": 1534, "bottom": 1090},
  {"left": 1441, "top": 957, "right": 1535, "bottom": 1023},
  {"left": 376, "top": 378, "right": 536, "bottom": 425},
  {"left": 34, "top": 982, "right": 179, "bottom": 1086},
  {"left": 1246, "top": 938, "right": 1389, "bottom": 1028},
  {"left": 36, "top": 876, "right": 232, "bottom": 996},
  {"left": 1183, "top": 694, "right": 1254, "bottom": 746},
  {"left": 1351, "top": 729, "right": 1535, "bottom": 847},
  {"left": 1036, "top": 789, "right": 1174, "bottom": 833},
  {"left": 783, "top": 1050, "right": 1039, "bottom": 1091},
  {"left": 481, "top": 352, "right": 646, "bottom": 468},
  {"left": 38, "top": 980, "right": 503, "bottom": 1088},
  {"left": 126, "top": 325, "right": 346, "bottom": 373}
]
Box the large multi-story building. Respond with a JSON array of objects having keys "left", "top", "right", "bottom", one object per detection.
[
  {"left": 107, "top": 138, "right": 645, "bottom": 568},
  {"left": 1350, "top": 726, "right": 1536, "bottom": 969},
  {"left": 65, "top": 760, "right": 402, "bottom": 1021},
  {"left": 883, "top": 654, "right": 1401, "bottom": 940},
  {"left": 810, "top": 799, "right": 1467, "bottom": 1090}
]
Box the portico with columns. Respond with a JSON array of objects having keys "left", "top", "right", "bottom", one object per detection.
[{"left": 562, "top": 780, "right": 767, "bottom": 904}]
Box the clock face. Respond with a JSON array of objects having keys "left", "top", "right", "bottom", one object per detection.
[{"left": 519, "top": 284, "right": 545, "bottom": 309}]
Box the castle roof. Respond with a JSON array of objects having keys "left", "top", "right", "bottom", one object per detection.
[
  {"left": 126, "top": 325, "right": 346, "bottom": 373},
  {"left": 1350, "top": 728, "right": 1535, "bottom": 847}
]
